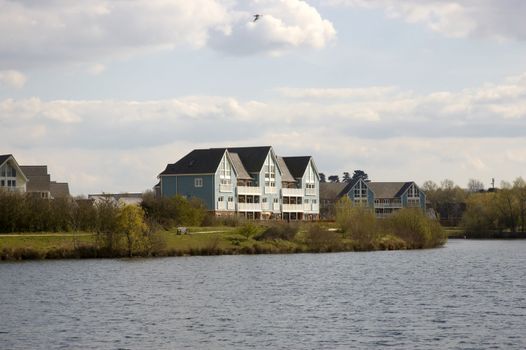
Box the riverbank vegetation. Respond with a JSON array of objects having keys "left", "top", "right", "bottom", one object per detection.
[{"left": 0, "top": 191, "right": 446, "bottom": 261}]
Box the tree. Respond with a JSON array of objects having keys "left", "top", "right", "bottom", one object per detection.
[
  {"left": 467, "top": 179, "right": 485, "bottom": 193},
  {"left": 351, "top": 170, "right": 369, "bottom": 182},
  {"left": 319, "top": 173, "right": 327, "bottom": 183},
  {"left": 328, "top": 175, "right": 340, "bottom": 183},
  {"left": 116, "top": 205, "right": 148, "bottom": 257},
  {"left": 342, "top": 172, "right": 351, "bottom": 183},
  {"left": 421, "top": 180, "right": 438, "bottom": 193},
  {"left": 513, "top": 177, "right": 526, "bottom": 233}
]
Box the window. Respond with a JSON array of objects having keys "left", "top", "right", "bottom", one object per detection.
[
  {"left": 262, "top": 198, "right": 268, "bottom": 203},
  {"left": 273, "top": 198, "right": 279, "bottom": 203},
  {"left": 313, "top": 199, "right": 317, "bottom": 204},
  {"left": 354, "top": 181, "right": 367, "bottom": 198},
  {"left": 219, "top": 155, "right": 232, "bottom": 185},
  {"left": 304, "top": 199, "right": 309, "bottom": 204},
  {"left": 218, "top": 196, "right": 224, "bottom": 202},
  {"left": 408, "top": 185, "right": 419, "bottom": 198},
  {"left": 228, "top": 197, "right": 234, "bottom": 202},
  {"left": 0, "top": 180, "right": 4, "bottom": 186},
  {"left": 7, "top": 180, "right": 16, "bottom": 187},
  {"left": 264, "top": 153, "right": 276, "bottom": 187},
  {"left": 194, "top": 178, "right": 203, "bottom": 188}
]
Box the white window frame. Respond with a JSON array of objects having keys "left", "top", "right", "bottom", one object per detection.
[{"left": 194, "top": 178, "right": 203, "bottom": 188}]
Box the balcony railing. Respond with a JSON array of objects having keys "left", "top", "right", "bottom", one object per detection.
[
  {"left": 227, "top": 202, "right": 235, "bottom": 210},
  {"left": 374, "top": 202, "right": 402, "bottom": 209},
  {"left": 262, "top": 202, "right": 271, "bottom": 211},
  {"left": 282, "top": 188, "right": 304, "bottom": 197},
  {"left": 305, "top": 188, "right": 317, "bottom": 196},
  {"left": 217, "top": 202, "right": 226, "bottom": 210},
  {"left": 264, "top": 186, "right": 277, "bottom": 194},
  {"left": 237, "top": 186, "right": 261, "bottom": 195},
  {"left": 273, "top": 203, "right": 280, "bottom": 211},
  {"left": 238, "top": 203, "right": 262, "bottom": 211},
  {"left": 282, "top": 204, "right": 304, "bottom": 212}
]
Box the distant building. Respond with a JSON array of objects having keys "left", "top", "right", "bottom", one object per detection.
[
  {"left": 0, "top": 154, "right": 28, "bottom": 193},
  {"left": 320, "top": 178, "right": 426, "bottom": 218},
  {"left": 88, "top": 193, "right": 143, "bottom": 206},
  {"left": 158, "top": 146, "right": 320, "bottom": 220},
  {"left": 20, "top": 165, "right": 70, "bottom": 199}
]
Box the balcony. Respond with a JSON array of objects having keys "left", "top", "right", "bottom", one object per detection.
[
  {"left": 237, "top": 186, "right": 261, "bottom": 195},
  {"left": 217, "top": 202, "right": 226, "bottom": 210},
  {"left": 264, "top": 186, "right": 277, "bottom": 194},
  {"left": 282, "top": 188, "right": 303, "bottom": 197},
  {"left": 282, "top": 204, "right": 304, "bottom": 212},
  {"left": 374, "top": 201, "right": 402, "bottom": 209},
  {"left": 273, "top": 203, "right": 280, "bottom": 211},
  {"left": 238, "top": 203, "right": 262, "bottom": 211},
  {"left": 305, "top": 188, "right": 317, "bottom": 196},
  {"left": 227, "top": 202, "right": 235, "bottom": 210},
  {"left": 219, "top": 184, "right": 232, "bottom": 192}
]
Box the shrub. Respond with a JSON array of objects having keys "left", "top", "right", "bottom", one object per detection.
[
  {"left": 237, "top": 222, "right": 260, "bottom": 239},
  {"left": 383, "top": 209, "right": 446, "bottom": 249},
  {"left": 254, "top": 222, "right": 298, "bottom": 241},
  {"left": 304, "top": 225, "right": 342, "bottom": 252}
]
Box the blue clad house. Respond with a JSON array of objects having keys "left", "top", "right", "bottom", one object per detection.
[
  {"left": 320, "top": 179, "right": 426, "bottom": 218},
  {"left": 158, "top": 146, "right": 320, "bottom": 220}
]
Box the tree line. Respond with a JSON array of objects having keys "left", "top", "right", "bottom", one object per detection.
[{"left": 0, "top": 191, "right": 208, "bottom": 256}]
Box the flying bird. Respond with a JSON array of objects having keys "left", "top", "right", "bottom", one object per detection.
[{"left": 253, "top": 14, "right": 261, "bottom": 22}]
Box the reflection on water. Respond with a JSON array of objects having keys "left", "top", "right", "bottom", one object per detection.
[{"left": 1, "top": 240, "right": 525, "bottom": 349}]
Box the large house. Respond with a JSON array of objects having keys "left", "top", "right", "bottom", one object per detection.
[
  {"left": 0, "top": 154, "right": 70, "bottom": 198},
  {"left": 0, "top": 154, "right": 28, "bottom": 193},
  {"left": 320, "top": 178, "right": 426, "bottom": 219},
  {"left": 158, "top": 146, "right": 320, "bottom": 220}
]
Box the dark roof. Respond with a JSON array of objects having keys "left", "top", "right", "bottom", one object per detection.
[
  {"left": 20, "top": 165, "right": 48, "bottom": 177},
  {"left": 0, "top": 154, "right": 12, "bottom": 166},
  {"left": 368, "top": 182, "right": 413, "bottom": 198},
  {"left": 226, "top": 146, "right": 272, "bottom": 173},
  {"left": 160, "top": 148, "right": 227, "bottom": 175},
  {"left": 277, "top": 156, "right": 295, "bottom": 182},
  {"left": 50, "top": 182, "right": 70, "bottom": 198},
  {"left": 320, "top": 182, "right": 347, "bottom": 201},
  {"left": 282, "top": 156, "right": 311, "bottom": 178}
]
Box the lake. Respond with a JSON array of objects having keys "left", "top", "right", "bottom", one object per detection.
[{"left": 1, "top": 240, "right": 525, "bottom": 349}]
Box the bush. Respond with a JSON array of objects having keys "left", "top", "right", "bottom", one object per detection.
[
  {"left": 254, "top": 222, "right": 298, "bottom": 241},
  {"left": 140, "top": 193, "right": 207, "bottom": 228},
  {"left": 304, "top": 225, "right": 343, "bottom": 252},
  {"left": 382, "top": 209, "right": 446, "bottom": 249},
  {"left": 237, "top": 222, "right": 260, "bottom": 239}
]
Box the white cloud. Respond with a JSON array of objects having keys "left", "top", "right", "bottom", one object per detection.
[
  {"left": 89, "top": 64, "right": 106, "bottom": 75},
  {"left": 325, "top": 0, "right": 526, "bottom": 40},
  {"left": 3, "top": 72, "right": 526, "bottom": 194},
  {"left": 0, "top": 0, "right": 335, "bottom": 70},
  {"left": 0, "top": 70, "right": 27, "bottom": 89}
]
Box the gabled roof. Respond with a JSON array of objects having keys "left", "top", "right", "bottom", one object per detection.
[
  {"left": 19, "top": 165, "right": 48, "bottom": 177},
  {"left": 226, "top": 146, "right": 272, "bottom": 173},
  {"left": 26, "top": 175, "right": 51, "bottom": 192},
  {"left": 368, "top": 182, "right": 413, "bottom": 198},
  {"left": 338, "top": 178, "right": 361, "bottom": 197},
  {"left": 50, "top": 182, "right": 70, "bottom": 198},
  {"left": 229, "top": 152, "right": 252, "bottom": 180},
  {"left": 282, "top": 156, "right": 312, "bottom": 179},
  {"left": 0, "top": 154, "right": 28, "bottom": 181},
  {"left": 0, "top": 154, "right": 12, "bottom": 167},
  {"left": 160, "top": 148, "right": 227, "bottom": 175},
  {"left": 277, "top": 156, "right": 295, "bottom": 182},
  {"left": 320, "top": 182, "right": 347, "bottom": 200}
]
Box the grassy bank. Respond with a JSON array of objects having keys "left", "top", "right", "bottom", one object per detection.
[{"left": 0, "top": 223, "right": 433, "bottom": 261}]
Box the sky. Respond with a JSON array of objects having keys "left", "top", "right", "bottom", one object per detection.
[{"left": 1, "top": 0, "right": 526, "bottom": 195}]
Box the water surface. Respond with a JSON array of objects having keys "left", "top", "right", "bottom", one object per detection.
[{"left": 1, "top": 240, "right": 525, "bottom": 349}]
